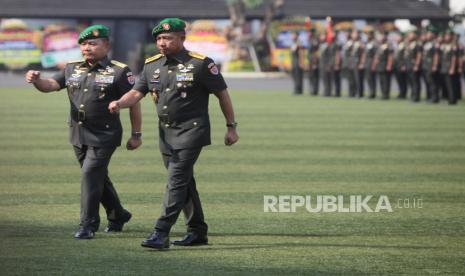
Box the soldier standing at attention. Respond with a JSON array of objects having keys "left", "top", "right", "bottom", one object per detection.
[
  {"left": 363, "top": 30, "right": 378, "bottom": 99},
  {"left": 404, "top": 30, "right": 423, "bottom": 102},
  {"left": 394, "top": 32, "right": 408, "bottom": 99},
  {"left": 25, "top": 25, "right": 141, "bottom": 239},
  {"left": 373, "top": 31, "right": 394, "bottom": 100},
  {"left": 452, "top": 33, "right": 463, "bottom": 101},
  {"left": 462, "top": 35, "right": 465, "bottom": 92},
  {"left": 319, "top": 32, "right": 333, "bottom": 96},
  {"left": 348, "top": 30, "right": 365, "bottom": 98},
  {"left": 439, "top": 29, "right": 458, "bottom": 105},
  {"left": 422, "top": 26, "right": 440, "bottom": 103},
  {"left": 308, "top": 28, "right": 320, "bottom": 95},
  {"left": 332, "top": 30, "right": 342, "bottom": 97},
  {"left": 342, "top": 29, "right": 354, "bottom": 97},
  {"left": 290, "top": 31, "right": 305, "bottom": 95},
  {"left": 108, "top": 18, "right": 239, "bottom": 250}
]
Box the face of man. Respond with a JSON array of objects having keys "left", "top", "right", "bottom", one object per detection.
[
  {"left": 80, "top": 38, "right": 110, "bottom": 64},
  {"left": 444, "top": 33, "right": 451, "bottom": 43},
  {"left": 351, "top": 30, "right": 359, "bottom": 40},
  {"left": 408, "top": 32, "right": 417, "bottom": 42},
  {"left": 367, "top": 32, "right": 374, "bottom": 40},
  {"left": 156, "top": 32, "right": 185, "bottom": 55},
  {"left": 426, "top": 31, "right": 434, "bottom": 41}
]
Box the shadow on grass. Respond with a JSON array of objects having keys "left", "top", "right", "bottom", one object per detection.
[
  {"left": 170, "top": 242, "right": 441, "bottom": 252},
  {"left": 0, "top": 220, "right": 443, "bottom": 253}
]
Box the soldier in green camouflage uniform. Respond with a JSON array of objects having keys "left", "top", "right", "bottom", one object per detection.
[
  {"left": 404, "top": 30, "right": 423, "bottom": 102},
  {"left": 308, "top": 28, "right": 320, "bottom": 95},
  {"left": 452, "top": 33, "right": 463, "bottom": 101},
  {"left": 364, "top": 30, "right": 378, "bottom": 98},
  {"left": 394, "top": 33, "right": 408, "bottom": 99},
  {"left": 319, "top": 32, "right": 333, "bottom": 96},
  {"left": 342, "top": 29, "right": 354, "bottom": 97},
  {"left": 332, "top": 30, "right": 342, "bottom": 97},
  {"left": 348, "top": 30, "right": 365, "bottom": 98},
  {"left": 439, "top": 30, "right": 458, "bottom": 105},
  {"left": 422, "top": 27, "right": 440, "bottom": 103},
  {"left": 373, "top": 31, "right": 394, "bottom": 99}
]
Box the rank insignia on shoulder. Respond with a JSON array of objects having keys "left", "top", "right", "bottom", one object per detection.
[
  {"left": 188, "top": 51, "right": 206, "bottom": 60},
  {"left": 111, "top": 60, "right": 127, "bottom": 68},
  {"left": 145, "top": 54, "right": 163, "bottom": 64}
]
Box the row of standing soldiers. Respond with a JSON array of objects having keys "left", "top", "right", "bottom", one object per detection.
[{"left": 291, "top": 28, "right": 463, "bottom": 105}]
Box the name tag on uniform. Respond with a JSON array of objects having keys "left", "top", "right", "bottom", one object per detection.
[
  {"left": 95, "top": 74, "right": 114, "bottom": 84},
  {"left": 176, "top": 73, "right": 194, "bottom": 82}
]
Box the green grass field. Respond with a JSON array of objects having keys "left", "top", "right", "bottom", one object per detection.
[{"left": 1, "top": 85, "right": 464, "bottom": 275}]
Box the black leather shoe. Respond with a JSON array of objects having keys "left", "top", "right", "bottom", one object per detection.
[
  {"left": 105, "top": 210, "right": 132, "bottom": 233},
  {"left": 172, "top": 232, "right": 208, "bottom": 246},
  {"left": 141, "top": 231, "right": 170, "bottom": 250},
  {"left": 74, "top": 228, "right": 95, "bottom": 239}
]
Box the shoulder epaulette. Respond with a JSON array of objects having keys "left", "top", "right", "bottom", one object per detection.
[
  {"left": 67, "top": 59, "right": 84, "bottom": 64},
  {"left": 145, "top": 54, "right": 163, "bottom": 64},
  {"left": 188, "top": 51, "right": 206, "bottom": 60},
  {"left": 111, "top": 60, "right": 127, "bottom": 68}
]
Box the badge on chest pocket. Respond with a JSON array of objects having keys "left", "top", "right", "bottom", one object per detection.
[
  {"left": 95, "top": 74, "right": 114, "bottom": 84},
  {"left": 176, "top": 72, "right": 194, "bottom": 99},
  {"left": 176, "top": 73, "right": 194, "bottom": 82},
  {"left": 95, "top": 74, "right": 114, "bottom": 99},
  {"left": 66, "top": 80, "right": 81, "bottom": 95}
]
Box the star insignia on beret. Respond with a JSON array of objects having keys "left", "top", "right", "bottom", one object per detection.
[
  {"left": 92, "top": 29, "right": 99, "bottom": 36},
  {"left": 162, "top": 23, "right": 170, "bottom": 30}
]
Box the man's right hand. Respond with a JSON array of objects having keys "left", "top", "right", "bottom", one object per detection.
[
  {"left": 26, "top": 70, "right": 41, "bottom": 83},
  {"left": 108, "top": 101, "right": 121, "bottom": 113}
]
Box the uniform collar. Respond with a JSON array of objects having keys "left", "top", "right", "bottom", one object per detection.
[
  {"left": 96, "top": 56, "right": 111, "bottom": 68},
  {"left": 164, "top": 48, "right": 189, "bottom": 65},
  {"left": 79, "top": 56, "right": 111, "bottom": 70}
]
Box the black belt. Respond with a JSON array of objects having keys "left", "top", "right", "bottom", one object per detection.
[{"left": 158, "top": 112, "right": 206, "bottom": 124}]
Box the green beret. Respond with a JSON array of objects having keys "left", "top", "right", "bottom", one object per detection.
[
  {"left": 78, "top": 25, "right": 109, "bottom": 44},
  {"left": 365, "top": 29, "right": 375, "bottom": 34},
  {"left": 152, "top": 18, "right": 186, "bottom": 38},
  {"left": 444, "top": 27, "right": 455, "bottom": 34},
  {"left": 426, "top": 25, "right": 438, "bottom": 34}
]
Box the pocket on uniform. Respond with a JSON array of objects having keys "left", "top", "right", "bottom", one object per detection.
[
  {"left": 66, "top": 81, "right": 80, "bottom": 95},
  {"left": 94, "top": 83, "right": 111, "bottom": 100}
]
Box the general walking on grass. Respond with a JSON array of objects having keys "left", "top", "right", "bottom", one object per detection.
[
  {"left": 108, "top": 18, "right": 239, "bottom": 250},
  {"left": 24, "top": 24, "right": 142, "bottom": 239}
]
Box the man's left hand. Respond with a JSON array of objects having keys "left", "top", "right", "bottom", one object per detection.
[
  {"left": 225, "top": 129, "right": 239, "bottom": 146},
  {"left": 126, "top": 137, "right": 142, "bottom": 150}
]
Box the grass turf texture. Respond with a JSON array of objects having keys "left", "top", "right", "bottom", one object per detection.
[{"left": 0, "top": 86, "right": 464, "bottom": 275}]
